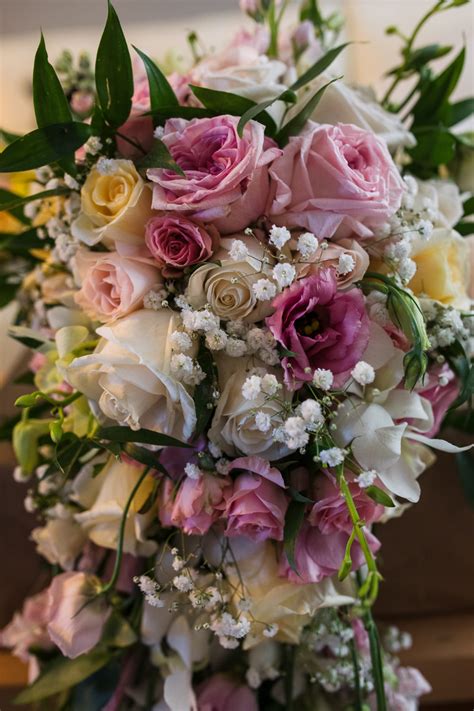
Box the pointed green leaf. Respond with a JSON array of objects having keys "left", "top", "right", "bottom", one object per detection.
[
  {"left": 145, "top": 105, "right": 215, "bottom": 122},
  {"left": 0, "top": 122, "right": 93, "bottom": 173},
  {"left": 445, "top": 97, "right": 474, "bottom": 126},
  {"left": 412, "top": 46, "right": 465, "bottom": 123},
  {"left": 33, "top": 33, "right": 72, "bottom": 128},
  {"left": 0, "top": 186, "right": 70, "bottom": 213},
  {"left": 290, "top": 42, "right": 351, "bottom": 92},
  {"left": 189, "top": 85, "right": 277, "bottom": 135},
  {"left": 283, "top": 499, "right": 306, "bottom": 574},
  {"left": 136, "top": 138, "right": 184, "bottom": 176},
  {"left": 278, "top": 76, "right": 340, "bottom": 145},
  {"left": 95, "top": 1, "right": 133, "bottom": 127},
  {"left": 365, "top": 485, "right": 395, "bottom": 507},
  {"left": 133, "top": 46, "right": 178, "bottom": 125},
  {"left": 237, "top": 89, "right": 297, "bottom": 137},
  {"left": 96, "top": 426, "right": 191, "bottom": 448}
]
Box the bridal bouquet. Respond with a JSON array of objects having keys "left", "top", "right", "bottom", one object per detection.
[{"left": 1, "top": 0, "right": 472, "bottom": 709}]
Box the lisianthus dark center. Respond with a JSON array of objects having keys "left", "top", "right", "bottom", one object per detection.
[{"left": 296, "top": 309, "right": 327, "bottom": 337}]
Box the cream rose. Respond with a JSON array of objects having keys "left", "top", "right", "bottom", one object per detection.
[
  {"left": 295, "top": 236, "right": 370, "bottom": 288},
  {"left": 298, "top": 72, "right": 415, "bottom": 152},
  {"left": 225, "top": 538, "right": 354, "bottom": 648},
  {"left": 208, "top": 355, "right": 290, "bottom": 461},
  {"left": 64, "top": 309, "right": 197, "bottom": 441},
  {"left": 412, "top": 178, "right": 464, "bottom": 228},
  {"left": 408, "top": 228, "right": 470, "bottom": 310},
  {"left": 31, "top": 518, "right": 87, "bottom": 570},
  {"left": 73, "top": 457, "right": 156, "bottom": 555},
  {"left": 186, "top": 236, "right": 274, "bottom": 323},
  {"left": 71, "top": 159, "right": 154, "bottom": 247}
]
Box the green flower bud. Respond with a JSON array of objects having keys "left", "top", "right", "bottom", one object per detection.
[{"left": 13, "top": 419, "right": 51, "bottom": 475}]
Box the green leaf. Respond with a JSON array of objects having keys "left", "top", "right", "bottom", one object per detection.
[
  {"left": 95, "top": 1, "right": 133, "bottom": 127},
  {"left": 396, "top": 43, "right": 452, "bottom": 74},
  {"left": 0, "top": 127, "right": 21, "bottom": 144},
  {"left": 411, "top": 46, "right": 465, "bottom": 123},
  {"left": 289, "top": 42, "right": 350, "bottom": 91},
  {"left": 0, "top": 228, "right": 46, "bottom": 255},
  {"left": 0, "top": 122, "right": 93, "bottom": 173},
  {"left": 0, "top": 189, "right": 30, "bottom": 225},
  {"left": 8, "top": 325, "right": 52, "bottom": 349},
  {"left": 13, "top": 419, "right": 51, "bottom": 475},
  {"left": 365, "top": 485, "right": 395, "bottom": 507},
  {"left": 121, "top": 442, "right": 165, "bottom": 471},
  {"left": 136, "top": 138, "right": 185, "bottom": 176},
  {"left": 278, "top": 76, "right": 340, "bottom": 145},
  {"left": 456, "top": 451, "right": 474, "bottom": 507},
  {"left": 33, "top": 34, "right": 72, "bottom": 128},
  {"left": 145, "top": 105, "right": 215, "bottom": 123},
  {"left": 69, "top": 661, "right": 121, "bottom": 711},
  {"left": 338, "top": 528, "right": 355, "bottom": 581},
  {"left": 283, "top": 499, "right": 306, "bottom": 574},
  {"left": 13, "top": 649, "right": 112, "bottom": 704},
  {"left": 189, "top": 85, "right": 277, "bottom": 136},
  {"left": 289, "top": 487, "right": 314, "bottom": 504},
  {"left": 101, "top": 612, "right": 137, "bottom": 648},
  {"left": 456, "top": 221, "right": 474, "bottom": 236},
  {"left": 137, "top": 479, "right": 160, "bottom": 514},
  {"left": 445, "top": 340, "right": 473, "bottom": 410},
  {"left": 300, "top": 0, "right": 323, "bottom": 25},
  {"left": 460, "top": 195, "right": 474, "bottom": 218},
  {"left": 237, "top": 89, "right": 297, "bottom": 137},
  {"left": 409, "top": 127, "right": 456, "bottom": 167},
  {"left": 133, "top": 46, "right": 178, "bottom": 124},
  {"left": 445, "top": 97, "right": 474, "bottom": 126},
  {"left": 0, "top": 186, "right": 70, "bottom": 213},
  {"left": 193, "top": 340, "right": 217, "bottom": 436},
  {"left": 96, "top": 426, "right": 191, "bottom": 448}
]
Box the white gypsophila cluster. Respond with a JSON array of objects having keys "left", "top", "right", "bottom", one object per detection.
[
  {"left": 95, "top": 157, "right": 119, "bottom": 175},
  {"left": 422, "top": 300, "right": 470, "bottom": 350},
  {"left": 228, "top": 239, "right": 250, "bottom": 261},
  {"left": 356, "top": 470, "right": 378, "bottom": 488},
  {"left": 351, "top": 361, "right": 376, "bottom": 385},
  {"left": 253, "top": 278, "right": 277, "bottom": 301},
  {"left": 189, "top": 586, "right": 223, "bottom": 611},
  {"left": 170, "top": 330, "right": 193, "bottom": 351},
  {"left": 83, "top": 135, "right": 103, "bottom": 156},
  {"left": 297, "top": 231, "right": 318, "bottom": 258},
  {"left": 272, "top": 262, "right": 296, "bottom": 288},
  {"left": 143, "top": 288, "right": 169, "bottom": 310},
  {"left": 205, "top": 329, "right": 228, "bottom": 350},
  {"left": 170, "top": 353, "right": 206, "bottom": 385},
  {"left": 298, "top": 399, "right": 324, "bottom": 431},
  {"left": 281, "top": 416, "right": 310, "bottom": 450},
  {"left": 319, "top": 447, "right": 346, "bottom": 467},
  {"left": 269, "top": 224, "right": 291, "bottom": 250},
  {"left": 172, "top": 574, "right": 195, "bottom": 592},
  {"left": 383, "top": 625, "right": 413, "bottom": 653},
  {"left": 210, "top": 611, "right": 251, "bottom": 649},
  {"left": 337, "top": 253, "right": 355, "bottom": 276},
  {"left": 312, "top": 368, "right": 335, "bottom": 391},
  {"left": 242, "top": 374, "right": 263, "bottom": 400},
  {"left": 153, "top": 126, "right": 164, "bottom": 139},
  {"left": 184, "top": 462, "right": 203, "bottom": 480},
  {"left": 365, "top": 290, "right": 392, "bottom": 329},
  {"left": 133, "top": 575, "right": 165, "bottom": 607}
]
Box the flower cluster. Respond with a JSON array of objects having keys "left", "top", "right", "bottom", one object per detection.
[{"left": 1, "top": 1, "right": 471, "bottom": 710}]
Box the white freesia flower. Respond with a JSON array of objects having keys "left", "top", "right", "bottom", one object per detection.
[
  {"left": 31, "top": 519, "right": 86, "bottom": 570},
  {"left": 63, "top": 309, "right": 197, "bottom": 441}
]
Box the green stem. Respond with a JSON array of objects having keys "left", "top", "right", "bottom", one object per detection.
[
  {"left": 337, "top": 469, "right": 378, "bottom": 577},
  {"left": 349, "top": 633, "right": 364, "bottom": 711},
  {"left": 356, "top": 572, "right": 387, "bottom": 711},
  {"left": 101, "top": 466, "right": 151, "bottom": 594},
  {"left": 267, "top": 2, "right": 279, "bottom": 58}
]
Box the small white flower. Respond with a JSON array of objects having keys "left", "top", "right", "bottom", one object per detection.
[
  {"left": 242, "top": 375, "right": 262, "bottom": 400},
  {"left": 417, "top": 219, "right": 433, "bottom": 240},
  {"left": 263, "top": 623, "right": 279, "bottom": 638},
  {"left": 385, "top": 238, "right": 412, "bottom": 261},
  {"left": 284, "top": 416, "right": 309, "bottom": 449},
  {"left": 299, "top": 399, "right": 324, "bottom": 427},
  {"left": 184, "top": 462, "right": 203, "bottom": 480},
  {"left": 398, "top": 257, "right": 417, "bottom": 283},
  {"left": 208, "top": 441, "right": 222, "bottom": 459},
  {"left": 312, "top": 368, "right": 334, "bottom": 391},
  {"left": 351, "top": 361, "right": 375, "bottom": 386},
  {"left": 153, "top": 126, "right": 165, "bottom": 139},
  {"left": 297, "top": 232, "right": 318, "bottom": 258},
  {"left": 194, "top": 309, "right": 221, "bottom": 333},
  {"left": 255, "top": 411, "right": 272, "bottom": 432},
  {"left": 172, "top": 555, "right": 185, "bottom": 571},
  {"left": 269, "top": 224, "right": 291, "bottom": 249},
  {"left": 272, "top": 262, "right": 296, "bottom": 288},
  {"left": 246, "top": 668, "right": 261, "bottom": 689},
  {"left": 95, "top": 157, "right": 118, "bottom": 175},
  {"left": 261, "top": 373, "right": 280, "bottom": 395},
  {"left": 404, "top": 175, "right": 418, "bottom": 195},
  {"left": 64, "top": 173, "right": 80, "bottom": 191},
  {"left": 206, "top": 329, "right": 228, "bottom": 351},
  {"left": 171, "top": 353, "right": 195, "bottom": 380},
  {"left": 84, "top": 135, "right": 103, "bottom": 155},
  {"left": 173, "top": 574, "right": 194, "bottom": 592},
  {"left": 219, "top": 636, "right": 239, "bottom": 649},
  {"left": 228, "top": 239, "right": 250, "bottom": 261},
  {"left": 438, "top": 374, "right": 450, "bottom": 386},
  {"left": 145, "top": 594, "right": 165, "bottom": 607},
  {"left": 144, "top": 289, "right": 168, "bottom": 310},
  {"left": 225, "top": 337, "right": 248, "bottom": 357},
  {"left": 170, "top": 330, "right": 193, "bottom": 352},
  {"left": 337, "top": 253, "right": 355, "bottom": 276},
  {"left": 252, "top": 278, "right": 277, "bottom": 301},
  {"left": 356, "top": 470, "right": 377, "bottom": 488},
  {"left": 319, "top": 447, "right": 345, "bottom": 467}
]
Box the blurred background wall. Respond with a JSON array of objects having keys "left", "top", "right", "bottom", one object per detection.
[{"left": 0, "top": 0, "right": 473, "bottom": 135}]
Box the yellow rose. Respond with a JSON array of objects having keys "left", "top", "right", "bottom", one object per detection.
[
  {"left": 408, "top": 228, "right": 470, "bottom": 309},
  {"left": 72, "top": 159, "right": 153, "bottom": 247}
]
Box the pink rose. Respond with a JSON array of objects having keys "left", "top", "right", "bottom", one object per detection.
[
  {"left": 414, "top": 364, "right": 459, "bottom": 438},
  {"left": 309, "top": 475, "right": 383, "bottom": 533},
  {"left": 296, "top": 236, "right": 370, "bottom": 289},
  {"left": 268, "top": 122, "right": 405, "bottom": 238},
  {"left": 225, "top": 465, "right": 288, "bottom": 541},
  {"left": 46, "top": 571, "right": 110, "bottom": 659},
  {"left": 145, "top": 215, "right": 218, "bottom": 277},
  {"left": 73, "top": 246, "right": 162, "bottom": 322},
  {"left": 197, "top": 674, "right": 258, "bottom": 711},
  {"left": 266, "top": 269, "right": 370, "bottom": 389},
  {"left": 0, "top": 589, "right": 53, "bottom": 663},
  {"left": 147, "top": 115, "right": 281, "bottom": 234},
  {"left": 279, "top": 521, "right": 380, "bottom": 584},
  {"left": 170, "top": 473, "right": 231, "bottom": 535}
]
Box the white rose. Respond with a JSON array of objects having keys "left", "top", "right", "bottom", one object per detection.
[
  {"left": 225, "top": 538, "right": 354, "bottom": 648},
  {"left": 193, "top": 45, "right": 288, "bottom": 122},
  {"left": 63, "top": 309, "right": 197, "bottom": 441},
  {"left": 73, "top": 457, "right": 157, "bottom": 555},
  {"left": 71, "top": 159, "right": 154, "bottom": 247},
  {"left": 31, "top": 518, "right": 86, "bottom": 570},
  {"left": 208, "top": 355, "right": 290, "bottom": 461},
  {"left": 293, "top": 73, "right": 415, "bottom": 152},
  {"left": 413, "top": 178, "right": 464, "bottom": 228},
  {"left": 186, "top": 236, "right": 274, "bottom": 323}
]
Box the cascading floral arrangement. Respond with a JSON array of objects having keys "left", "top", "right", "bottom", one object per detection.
[{"left": 0, "top": 0, "right": 472, "bottom": 709}]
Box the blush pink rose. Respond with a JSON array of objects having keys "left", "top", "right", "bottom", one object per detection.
[
  {"left": 268, "top": 122, "right": 405, "bottom": 238},
  {"left": 225, "top": 470, "right": 288, "bottom": 542},
  {"left": 309, "top": 475, "right": 384, "bottom": 533},
  {"left": 0, "top": 589, "right": 53, "bottom": 662},
  {"left": 170, "top": 473, "right": 231, "bottom": 535},
  {"left": 147, "top": 115, "right": 281, "bottom": 234},
  {"left": 73, "top": 246, "right": 162, "bottom": 322},
  {"left": 279, "top": 521, "right": 380, "bottom": 584},
  {"left": 415, "top": 364, "right": 459, "bottom": 438},
  {"left": 46, "top": 571, "right": 110, "bottom": 659},
  {"left": 145, "top": 214, "right": 218, "bottom": 277},
  {"left": 266, "top": 269, "right": 370, "bottom": 389},
  {"left": 197, "top": 674, "right": 258, "bottom": 711}
]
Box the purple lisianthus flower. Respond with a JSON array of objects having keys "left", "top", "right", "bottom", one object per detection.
[{"left": 266, "top": 269, "right": 370, "bottom": 389}]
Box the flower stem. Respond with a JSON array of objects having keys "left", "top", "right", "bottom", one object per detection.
[
  {"left": 101, "top": 466, "right": 151, "bottom": 594},
  {"left": 356, "top": 571, "right": 387, "bottom": 711},
  {"left": 348, "top": 632, "right": 364, "bottom": 711}
]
